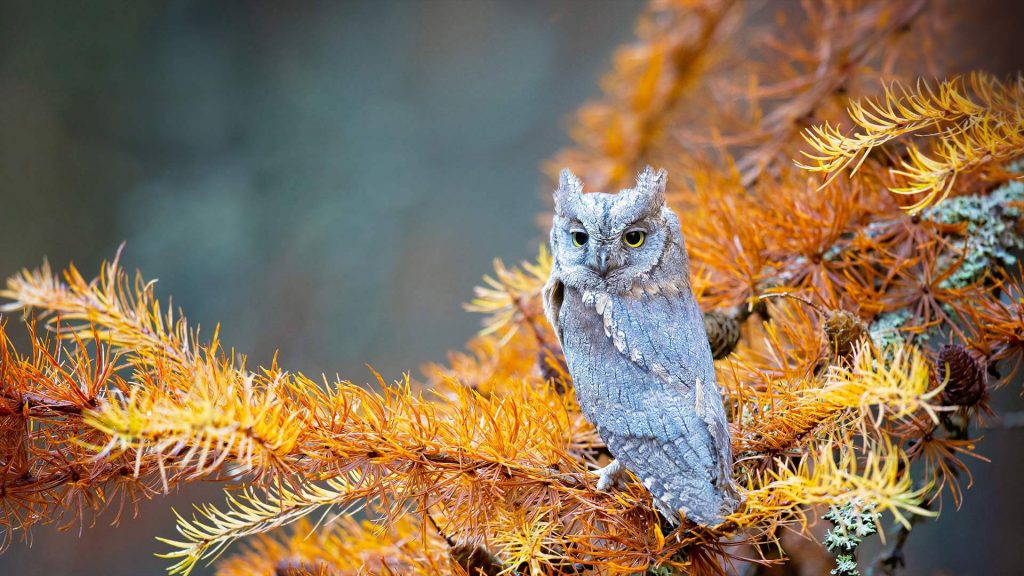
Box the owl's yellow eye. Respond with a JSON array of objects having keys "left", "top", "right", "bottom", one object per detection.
[
  {"left": 571, "top": 231, "right": 589, "bottom": 247},
  {"left": 623, "top": 230, "right": 645, "bottom": 248}
]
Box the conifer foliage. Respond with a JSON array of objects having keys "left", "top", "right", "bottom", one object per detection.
[{"left": 1, "top": 1, "right": 1022, "bottom": 574}]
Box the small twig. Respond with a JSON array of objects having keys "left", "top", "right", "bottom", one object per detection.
[
  {"left": 869, "top": 402, "right": 973, "bottom": 576},
  {"left": 756, "top": 291, "right": 827, "bottom": 315},
  {"left": 426, "top": 502, "right": 512, "bottom": 576},
  {"left": 424, "top": 505, "right": 456, "bottom": 547},
  {"left": 0, "top": 391, "right": 87, "bottom": 416},
  {"left": 866, "top": 501, "right": 928, "bottom": 576}
]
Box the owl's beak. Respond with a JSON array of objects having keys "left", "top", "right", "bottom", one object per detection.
[{"left": 594, "top": 247, "right": 611, "bottom": 276}]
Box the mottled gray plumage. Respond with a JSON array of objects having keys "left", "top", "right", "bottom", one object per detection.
[{"left": 542, "top": 167, "right": 740, "bottom": 526}]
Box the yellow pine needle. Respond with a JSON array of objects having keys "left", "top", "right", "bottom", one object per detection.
[
  {"left": 889, "top": 113, "right": 1024, "bottom": 212},
  {"left": 1, "top": 248, "right": 199, "bottom": 371},
  {"left": 737, "top": 343, "right": 943, "bottom": 454},
  {"left": 828, "top": 343, "right": 944, "bottom": 425},
  {"left": 214, "top": 516, "right": 446, "bottom": 576},
  {"left": 486, "top": 508, "right": 559, "bottom": 575},
  {"left": 84, "top": 363, "right": 308, "bottom": 484},
  {"left": 797, "top": 72, "right": 1024, "bottom": 213},
  {"left": 797, "top": 75, "right": 988, "bottom": 176},
  {"left": 740, "top": 435, "right": 934, "bottom": 531},
  {"left": 1, "top": 3, "right": 1018, "bottom": 573},
  {"left": 466, "top": 246, "right": 553, "bottom": 343},
  {"left": 160, "top": 476, "right": 372, "bottom": 575}
]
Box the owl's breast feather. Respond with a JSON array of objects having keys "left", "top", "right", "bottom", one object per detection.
[
  {"left": 556, "top": 282, "right": 741, "bottom": 525},
  {"left": 556, "top": 284, "right": 706, "bottom": 420}
]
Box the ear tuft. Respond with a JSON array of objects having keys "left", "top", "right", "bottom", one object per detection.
[
  {"left": 559, "top": 169, "right": 583, "bottom": 195},
  {"left": 554, "top": 169, "right": 584, "bottom": 215},
  {"left": 636, "top": 166, "right": 667, "bottom": 205}
]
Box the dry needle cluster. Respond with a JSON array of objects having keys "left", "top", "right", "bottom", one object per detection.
[{"left": 1, "top": 1, "right": 1022, "bottom": 574}]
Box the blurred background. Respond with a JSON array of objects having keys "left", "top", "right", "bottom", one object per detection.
[
  {"left": 0, "top": 1, "right": 643, "bottom": 573},
  {"left": 0, "top": 1, "right": 1021, "bottom": 575}
]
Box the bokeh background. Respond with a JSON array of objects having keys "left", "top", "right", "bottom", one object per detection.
[
  {"left": 0, "top": 1, "right": 1021, "bottom": 575},
  {"left": 0, "top": 1, "right": 643, "bottom": 574}
]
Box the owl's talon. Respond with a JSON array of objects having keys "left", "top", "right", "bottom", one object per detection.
[{"left": 594, "top": 459, "right": 628, "bottom": 491}]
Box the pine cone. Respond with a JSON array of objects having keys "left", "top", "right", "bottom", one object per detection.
[
  {"left": 450, "top": 541, "right": 505, "bottom": 576},
  {"left": 935, "top": 344, "right": 987, "bottom": 407},
  {"left": 823, "top": 310, "right": 866, "bottom": 361},
  {"left": 704, "top": 310, "right": 741, "bottom": 360}
]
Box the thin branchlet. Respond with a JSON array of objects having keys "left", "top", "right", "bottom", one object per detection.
[{"left": 0, "top": 1, "right": 1020, "bottom": 574}]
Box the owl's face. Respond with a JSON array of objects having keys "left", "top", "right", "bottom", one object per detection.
[{"left": 550, "top": 167, "right": 687, "bottom": 293}]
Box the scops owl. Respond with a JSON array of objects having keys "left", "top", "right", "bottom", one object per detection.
[{"left": 542, "top": 166, "right": 740, "bottom": 526}]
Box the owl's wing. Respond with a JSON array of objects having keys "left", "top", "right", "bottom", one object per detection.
[
  {"left": 542, "top": 275, "right": 565, "bottom": 346},
  {"left": 593, "top": 287, "right": 735, "bottom": 487}
]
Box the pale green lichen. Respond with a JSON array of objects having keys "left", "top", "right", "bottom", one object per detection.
[
  {"left": 864, "top": 178, "right": 1024, "bottom": 347},
  {"left": 739, "top": 401, "right": 773, "bottom": 428},
  {"left": 922, "top": 178, "right": 1024, "bottom": 288},
  {"left": 822, "top": 499, "right": 878, "bottom": 576},
  {"left": 868, "top": 309, "right": 913, "bottom": 350}
]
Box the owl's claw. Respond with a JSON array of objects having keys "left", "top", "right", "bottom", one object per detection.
[{"left": 594, "top": 459, "right": 628, "bottom": 491}]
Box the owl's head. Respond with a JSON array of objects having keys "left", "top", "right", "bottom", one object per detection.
[{"left": 550, "top": 166, "right": 689, "bottom": 293}]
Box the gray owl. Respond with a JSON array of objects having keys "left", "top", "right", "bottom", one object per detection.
[{"left": 542, "top": 166, "right": 740, "bottom": 526}]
